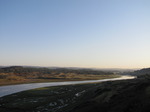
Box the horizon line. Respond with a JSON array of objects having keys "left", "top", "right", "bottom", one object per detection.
[{"left": 0, "top": 65, "right": 144, "bottom": 70}]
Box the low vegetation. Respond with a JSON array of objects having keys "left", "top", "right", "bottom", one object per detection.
[
  {"left": 0, "top": 83, "right": 100, "bottom": 112},
  {"left": 0, "top": 66, "right": 119, "bottom": 86}
]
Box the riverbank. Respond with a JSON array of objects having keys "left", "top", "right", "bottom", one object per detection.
[
  {"left": 0, "top": 76, "right": 134, "bottom": 97},
  {"left": 0, "top": 76, "right": 136, "bottom": 112},
  {"left": 0, "top": 83, "right": 99, "bottom": 112},
  {"left": 0, "top": 66, "right": 119, "bottom": 86},
  {"left": 0, "top": 74, "right": 120, "bottom": 86}
]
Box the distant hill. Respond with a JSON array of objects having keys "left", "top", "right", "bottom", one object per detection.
[
  {"left": 0, "top": 66, "right": 113, "bottom": 76},
  {"left": 0, "top": 66, "right": 119, "bottom": 85},
  {"left": 131, "top": 68, "right": 150, "bottom": 76}
]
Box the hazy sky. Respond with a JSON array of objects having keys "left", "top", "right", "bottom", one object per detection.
[{"left": 0, "top": 0, "right": 150, "bottom": 68}]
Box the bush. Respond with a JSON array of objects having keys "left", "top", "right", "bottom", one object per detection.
[
  {"left": 6, "top": 75, "right": 25, "bottom": 81},
  {"left": 0, "top": 74, "right": 8, "bottom": 79}
]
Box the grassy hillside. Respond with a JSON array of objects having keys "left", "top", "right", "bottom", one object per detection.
[
  {"left": 72, "top": 75, "right": 150, "bottom": 112},
  {"left": 0, "top": 66, "right": 118, "bottom": 86}
]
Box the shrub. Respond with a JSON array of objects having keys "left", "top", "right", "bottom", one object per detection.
[{"left": 6, "top": 75, "right": 25, "bottom": 81}]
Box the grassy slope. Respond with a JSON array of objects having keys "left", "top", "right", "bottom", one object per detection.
[
  {"left": 0, "top": 66, "right": 119, "bottom": 86},
  {"left": 72, "top": 77, "right": 150, "bottom": 112}
]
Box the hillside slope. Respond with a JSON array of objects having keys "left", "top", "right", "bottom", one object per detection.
[
  {"left": 71, "top": 68, "right": 150, "bottom": 112},
  {"left": 71, "top": 75, "right": 150, "bottom": 112},
  {"left": 0, "top": 66, "right": 118, "bottom": 86},
  {"left": 131, "top": 67, "right": 150, "bottom": 76}
]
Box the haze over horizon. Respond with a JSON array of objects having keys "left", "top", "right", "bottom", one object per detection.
[{"left": 0, "top": 0, "right": 150, "bottom": 69}]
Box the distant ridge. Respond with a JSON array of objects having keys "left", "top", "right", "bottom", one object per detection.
[
  {"left": 0, "top": 65, "right": 137, "bottom": 72},
  {"left": 131, "top": 67, "right": 150, "bottom": 76},
  {"left": 0, "top": 66, "right": 114, "bottom": 76}
]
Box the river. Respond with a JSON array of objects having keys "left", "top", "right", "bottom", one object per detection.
[{"left": 0, "top": 76, "right": 135, "bottom": 97}]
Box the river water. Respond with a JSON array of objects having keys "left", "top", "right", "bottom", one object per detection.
[{"left": 0, "top": 76, "right": 135, "bottom": 97}]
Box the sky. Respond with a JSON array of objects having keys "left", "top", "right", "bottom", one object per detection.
[{"left": 0, "top": 0, "right": 150, "bottom": 69}]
